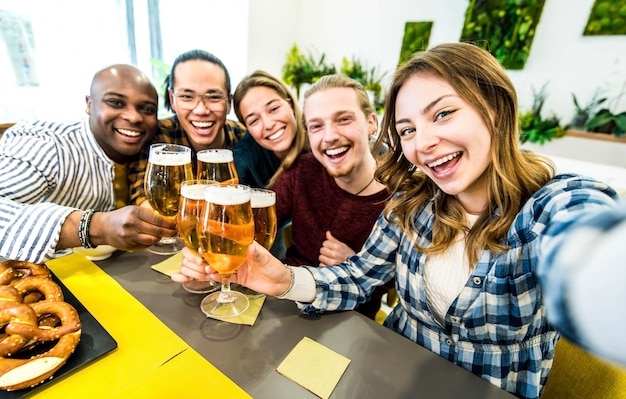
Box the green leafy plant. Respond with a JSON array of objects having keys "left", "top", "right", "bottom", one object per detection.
[
  {"left": 149, "top": 58, "right": 173, "bottom": 118},
  {"left": 281, "top": 44, "right": 336, "bottom": 98},
  {"left": 281, "top": 44, "right": 310, "bottom": 98},
  {"left": 340, "top": 57, "right": 386, "bottom": 111},
  {"left": 340, "top": 57, "right": 368, "bottom": 84},
  {"left": 584, "top": 0, "right": 626, "bottom": 35},
  {"left": 519, "top": 84, "right": 566, "bottom": 144},
  {"left": 570, "top": 91, "right": 607, "bottom": 129},
  {"left": 364, "top": 66, "right": 385, "bottom": 97},
  {"left": 305, "top": 50, "right": 336, "bottom": 83},
  {"left": 398, "top": 21, "right": 433, "bottom": 66},
  {"left": 586, "top": 109, "right": 626, "bottom": 136},
  {"left": 460, "top": 0, "right": 546, "bottom": 70},
  {"left": 584, "top": 81, "right": 626, "bottom": 137}
]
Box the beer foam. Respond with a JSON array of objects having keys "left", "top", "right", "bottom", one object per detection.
[
  {"left": 205, "top": 185, "right": 250, "bottom": 205},
  {"left": 149, "top": 152, "right": 191, "bottom": 166},
  {"left": 197, "top": 149, "right": 233, "bottom": 164},
  {"left": 181, "top": 183, "right": 209, "bottom": 200},
  {"left": 251, "top": 191, "right": 276, "bottom": 208}
]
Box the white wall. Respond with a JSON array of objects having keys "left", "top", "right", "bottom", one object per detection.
[
  {"left": 247, "top": 0, "right": 626, "bottom": 126},
  {"left": 1, "top": 0, "right": 625, "bottom": 135},
  {"left": 152, "top": 0, "right": 249, "bottom": 94}
]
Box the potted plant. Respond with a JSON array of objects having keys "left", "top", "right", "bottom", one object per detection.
[
  {"left": 281, "top": 44, "right": 310, "bottom": 99},
  {"left": 282, "top": 44, "right": 335, "bottom": 99},
  {"left": 585, "top": 108, "right": 626, "bottom": 137},
  {"left": 305, "top": 50, "right": 336, "bottom": 83},
  {"left": 149, "top": 58, "right": 173, "bottom": 118},
  {"left": 340, "top": 57, "right": 386, "bottom": 112},
  {"left": 570, "top": 91, "right": 606, "bottom": 129},
  {"left": 583, "top": 82, "right": 626, "bottom": 137},
  {"left": 340, "top": 57, "right": 368, "bottom": 83},
  {"left": 520, "top": 112, "right": 565, "bottom": 144},
  {"left": 519, "top": 84, "right": 566, "bottom": 144}
]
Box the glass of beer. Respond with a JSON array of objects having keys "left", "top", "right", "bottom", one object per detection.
[
  {"left": 237, "top": 188, "right": 277, "bottom": 299},
  {"left": 198, "top": 184, "right": 254, "bottom": 318},
  {"left": 197, "top": 149, "right": 239, "bottom": 184},
  {"left": 177, "top": 179, "right": 218, "bottom": 293},
  {"left": 144, "top": 143, "right": 193, "bottom": 255},
  {"left": 251, "top": 189, "right": 277, "bottom": 250}
]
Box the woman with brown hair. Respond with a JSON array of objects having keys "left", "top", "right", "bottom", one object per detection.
[{"left": 232, "top": 70, "right": 310, "bottom": 188}]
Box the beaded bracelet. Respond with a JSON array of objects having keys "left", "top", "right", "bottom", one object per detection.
[
  {"left": 78, "top": 209, "right": 97, "bottom": 249},
  {"left": 275, "top": 265, "right": 295, "bottom": 298}
]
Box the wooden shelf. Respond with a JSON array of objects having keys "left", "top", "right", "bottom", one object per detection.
[{"left": 566, "top": 129, "right": 626, "bottom": 144}]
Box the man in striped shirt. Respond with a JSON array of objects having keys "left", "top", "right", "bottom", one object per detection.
[{"left": 0, "top": 64, "right": 177, "bottom": 263}]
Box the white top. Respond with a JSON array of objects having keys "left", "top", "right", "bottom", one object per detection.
[
  {"left": 423, "top": 213, "right": 478, "bottom": 325},
  {"left": 282, "top": 213, "right": 482, "bottom": 316}
]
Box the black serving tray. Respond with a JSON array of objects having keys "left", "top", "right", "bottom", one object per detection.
[{"left": 0, "top": 272, "right": 118, "bottom": 398}]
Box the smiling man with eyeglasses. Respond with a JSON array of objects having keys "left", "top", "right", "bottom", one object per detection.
[{"left": 128, "top": 49, "right": 248, "bottom": 206}]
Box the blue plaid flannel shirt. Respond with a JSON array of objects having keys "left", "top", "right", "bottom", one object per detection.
[{"left": 300, "top": 174, "right": 619, "bottom": 399}]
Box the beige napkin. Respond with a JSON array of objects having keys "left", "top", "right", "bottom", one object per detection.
[
  {"left": 204, "top": 294, "right": 265, "bottom": 326},
  {"left": 276, "top": 337, "right": 351, "bottom": 399},
  {"left": 151, "top": 253, "right": 265, "bottom": 326},
  {"left": 151, "top": 252, "right": 184, "bottom": 276}
]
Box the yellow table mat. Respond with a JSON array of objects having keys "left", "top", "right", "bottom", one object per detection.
[{"left": 35, "top": 253, "right": 251, "bottom": 398}]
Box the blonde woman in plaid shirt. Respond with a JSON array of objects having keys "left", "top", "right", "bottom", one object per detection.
[{"left": 179, "top": 43, "right": 619, "bottom": 398}]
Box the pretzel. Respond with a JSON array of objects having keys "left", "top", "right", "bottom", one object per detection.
[
  {"left": 10, "top": 276, "right": 64, "bottom": 303},
  {"left": 0, "top": 302, "right": 38, "bottom": 357},
  {"left": 0, "top": 286, "right": 23, "bottom": 302},
  {"left": 5, "top": 300, "right": 81, "bottom": 342},
  {"left": 0, "top": 261, "right": 50, "bottom": 281},
  {"left": 0, "top": 300, "right": 81, "bottom": 391},
  {"left": 0, "top": 266, "right": 18, "bottom": 287},
  {"left": 0, "top": 260, "right": 82, "bottom": 391}
]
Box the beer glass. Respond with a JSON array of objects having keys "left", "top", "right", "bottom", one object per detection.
[
  {"left": 197, "top": 149, "right": 239, "bottom": 185},
  {"left": 144, "top": 143, "right": 193, "bottom": 255},
  {"left": 251, "top": 189, "right": 277, "bottom": 250},
  {"left": 238, "top": 188, "right": 277, "bottom": 298},
  {"left": 199, "top": 184, "right": 254, "bottom": 318},
  {"left": 177, "top": 179, "right": 218, "bottom": 293},
  {"left": 195, "top": 148, "right": 238, "bottom": 292}
]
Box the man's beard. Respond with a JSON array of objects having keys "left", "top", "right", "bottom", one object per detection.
[{"left": 325, "top": 162, "right": 355, "bottom": 178}]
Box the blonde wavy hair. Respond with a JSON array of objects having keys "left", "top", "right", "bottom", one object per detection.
[
  {"left": 233, "top": 70, "right": 310, "bottom": 187},
  {"left": 375, "top": 42, "right": 555, "bottom": 267}
]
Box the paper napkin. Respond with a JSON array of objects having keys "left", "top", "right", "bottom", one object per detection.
[
  {"left": 204, "top": 294, "right": 266, "bottom": 326},
  {"left": 151, "top": 252, "right": 183, "bottom": 276},
  {"left": 276, "top": 337, "right": 351, "bottom": 399}
]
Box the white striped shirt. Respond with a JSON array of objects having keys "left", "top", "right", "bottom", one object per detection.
[{"left": 0, "top": 118, "right": 116, "bottom": 262}]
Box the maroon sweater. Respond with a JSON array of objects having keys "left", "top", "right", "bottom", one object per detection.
[{"left": 272, "top": 153, "right": 389, "bottom": 266}]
